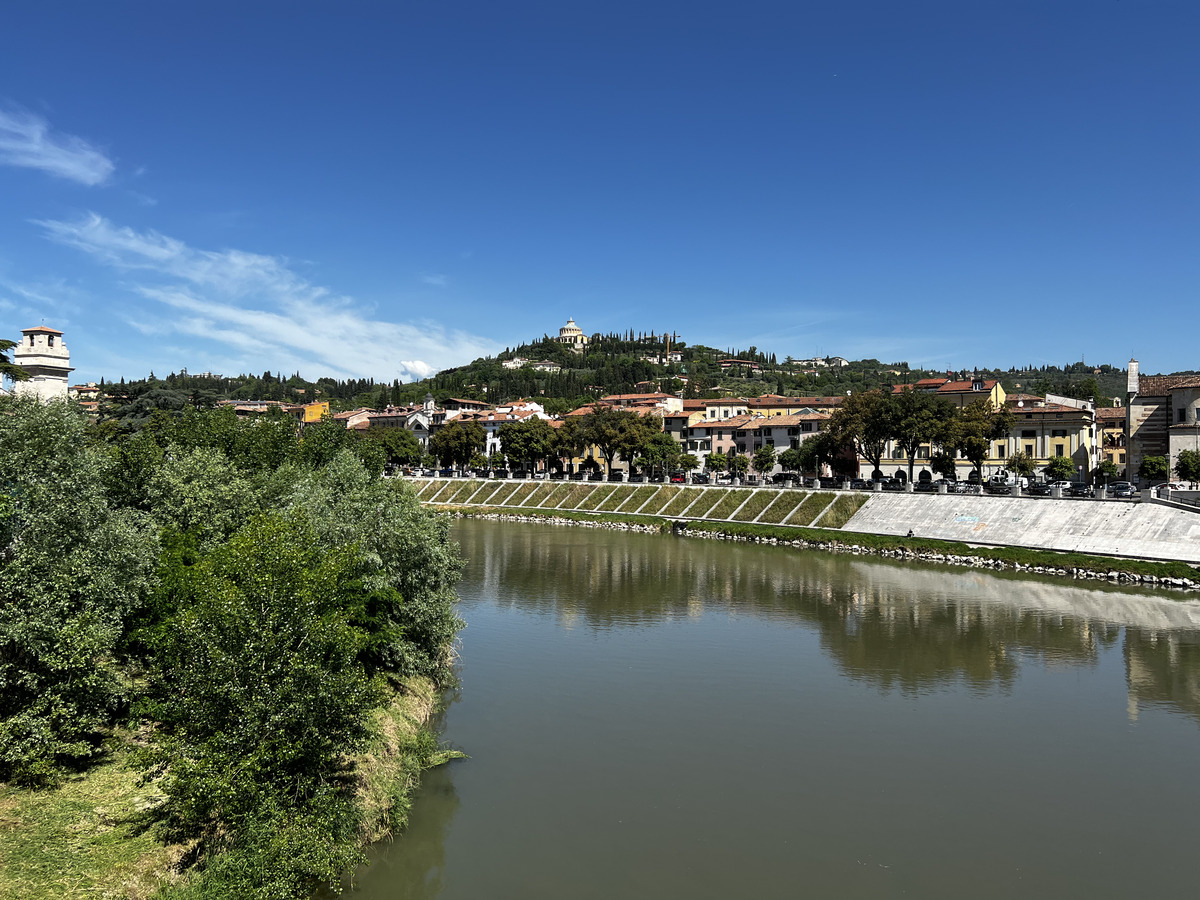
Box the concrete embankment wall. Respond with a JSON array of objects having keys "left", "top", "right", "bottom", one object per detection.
[{"left": 844, "top": 494, "right": 1200, "bottom": 564}]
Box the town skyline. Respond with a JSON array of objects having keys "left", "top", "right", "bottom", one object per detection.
[{"left": 2, "top": 3, "right": 1196, "bottom": 385}]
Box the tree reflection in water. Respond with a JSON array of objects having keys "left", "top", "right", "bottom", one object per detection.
[{"left": 463, "top": 521, "right": 1200, "bottom": 720}]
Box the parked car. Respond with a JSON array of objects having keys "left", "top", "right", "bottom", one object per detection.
[
  {"left": 1157, "top": 482, "right": 1185, "bottom": 497},
  {"left": 880, "top": 477, "right": 905, "bottom": 491},
  {"left": 1047, "top": 481, "right": 1073, "bottom": 494},
  {"left": 587, "top": 472, "right": 604, "bottom": 481},
  {"left": 692, "top": 472, "right": 711, "bottom": 485},
  {"left": 850, "top": 478, "right": 870, "bottom": 490},
  {"left": 1068, "top": 482, "right": 1095, "bottom": 498},
  {"left": 608, "top": 472, "right": 624, "bottom": 482},
  {"left": 628, "top": 473, "right": 645, "bottom": 483},
  {"left": 1027, "top": 481, "right": 1052, "bottom": 496},
  {"left": 670, "top": 471, "right": 687, "bottom": 484},
  {"left": 1109, "top": 481, "right": 1135, "bottom": 498},
  {"left": 438, "top": 467, "right": 455, "bottom": 477},
  {"left": 914, "top": 480, "right": 936, "bottom": 492},
  {"left": 569, "top": 471, "right": 585, "bottom": 481}
]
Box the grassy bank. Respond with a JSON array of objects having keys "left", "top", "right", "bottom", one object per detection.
[{"left": 0, "top": 679, "right": 453, "bottom": 900}]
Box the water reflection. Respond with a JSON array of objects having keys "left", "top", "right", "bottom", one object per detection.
[
  {"left": 347, "top": 522, "right": 1200, "bottom": 899},
  {"left": 465, "top": 523, "right": 1200, "bottom": 717}
]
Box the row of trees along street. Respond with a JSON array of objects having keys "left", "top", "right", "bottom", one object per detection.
[{"left": 428, "top": 408, "right": 700, "bottom": 478}]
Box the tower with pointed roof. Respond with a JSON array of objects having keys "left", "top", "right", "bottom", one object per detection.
[{"left": 12, "top": 326, "right": 74, "bottom": 401}]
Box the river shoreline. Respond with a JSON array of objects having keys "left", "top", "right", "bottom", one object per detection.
[{"left": 444, "top": 508, "right": 1200, "bottom": 594}]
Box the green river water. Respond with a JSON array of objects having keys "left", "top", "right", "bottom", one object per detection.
[{"left": 343, "top": 520, "right": 1200, "bottom": 899}]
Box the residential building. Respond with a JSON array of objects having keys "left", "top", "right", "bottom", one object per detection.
[
  {"left": 501, "top": 357, "right": 529, "bottom": 369},
  {"left": 1126, "top": 359, "right": 1200, "bottom": 482},
  {"left": 1096, "top": 407, "right": 1127, "bottom": 474}
]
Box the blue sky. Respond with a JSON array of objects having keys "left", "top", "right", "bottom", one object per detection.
[{"left": 1, "top": 1, "right": 1196, "bottom": 385}]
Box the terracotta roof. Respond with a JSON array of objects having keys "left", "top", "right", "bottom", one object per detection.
[
  {"left": 1136, "top": 375, "right": 1200, "bottom": 397},
  {"left": 1095, "top": 407, "right": 1126, "bottom": 421},
  {"left": 21, "top": 325, "right": 63, "bottom": 335},
  {"left": 937, "top": 379, "right": 997, "bottom": 394}
]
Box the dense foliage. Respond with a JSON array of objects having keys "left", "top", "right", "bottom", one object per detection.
[{"left": 0, "top": 397, "right": 463, "bottom": 898}]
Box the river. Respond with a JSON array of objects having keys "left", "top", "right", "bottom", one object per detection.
[{"left": 345, "top": 520, "right": 1200, "bottom": 899}]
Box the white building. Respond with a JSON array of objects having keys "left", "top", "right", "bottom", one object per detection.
[{"left": 12, "top": 326, "right": 74, "bottom": 401}]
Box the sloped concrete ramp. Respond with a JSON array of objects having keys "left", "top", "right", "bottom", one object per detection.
[{"left": 843, "top": 495, "right": 1200, "bottom": 564}]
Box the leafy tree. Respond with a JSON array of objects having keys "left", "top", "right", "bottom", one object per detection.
[
  {"left": 144, "top": 514, "right": 382, "bottom": 886},
  {"left": 362, "top": 427, "right": 422, "bottom": 467},
  {"left": 488, "top": 450, "right": 507, "bottom": 471},
  {"left": 1005, "top": 450, "right": 1036, "bottom": 478},
  {"left": 778, "top": 447, "right": 804, "bottom": 473},
  {"left": 498, "top": 417, "right": 554, "bottom": 475},
  {"left": 0, "top": 399, "right": 159, "bottom": 785},
  {"left": 1096, "top": 459, "right": 1120, "bottom": 483},
  {"left": 677, "top": 453, "right": 699, "bottom": 472},
  {"left": 889, "top": 390, "right": 956, "bottom": 484},
  {"left": 931, "top": 451, "right": 958, "bottom": 479},
  {"left": 728, "top": 453, "right": 750, "bottom": 479},
  {"left": 634, "top": 432, "right": 681, "bottom": 478},
  {"left": 706, "top": 451, "right": 728, "bottom": 475},
  {"left": 1045, "top": 455, "right": 1077, "bottom": 482},
  {"left": 943, "top": 400, "right": 1013, "bottom": 476},
  {"left": 0, "top": 339, "right": 29, "bottom": 383},
  {"left": 1174, "top": 449, "right": 1200, "bottom": 483},
  {"left": 147, "top": 446, "right": 257, "bottom": 551},
  {"left": 827, "top": 390, "right": 893, "bottom": 478},
  {"left": 752, "top": 445, "right": 777, "bottom": 477},
  {"left": 1138, "top": 455, "right": 1169, "bottom": 483},
  {"left": 580, "top": 407, "right": 652, "bottom": 476},
  {"left": 429, "top": 419, "right": 486, "bottom": 470}
]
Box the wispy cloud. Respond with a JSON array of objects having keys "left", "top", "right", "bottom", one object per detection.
[
  {"left": 37, "top": 213, "right": 500, "bottom": 381},
  {"left": 0, "top": 107, "right": 114, "bottom": 186},
  {"left": 420, "top": 273, "right": 448, "bottom": 287}
]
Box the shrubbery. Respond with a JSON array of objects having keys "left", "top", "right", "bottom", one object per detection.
[{"left": 0, "top": 397, "right": 463, "bottom": 897}]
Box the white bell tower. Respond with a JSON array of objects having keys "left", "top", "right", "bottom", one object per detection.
[{"left": 13, "top": 326, "right": 74, "bottom": 401}]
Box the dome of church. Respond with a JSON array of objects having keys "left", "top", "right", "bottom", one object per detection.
[{"left": 559, "top": 318, "right": 583, "bottom": 338}]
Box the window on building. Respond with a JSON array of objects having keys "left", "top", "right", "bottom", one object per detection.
[
  {"left": 737, "top": 443, "right": 746, "bottom": 453},
  {"left": 47, "top": 336, "right": 54, "bottom": 347},
  {"left": 1024, "top": 443, "right": 1034, "bottom": 456},
  {"left": 1051, "top": 429, "right": 1067, "bottom": 438},
  {"left": 997, "top": 444, "right": 1006, "bottom": 458},
  {"left": 790, "top": 439, "right": 799, "bottom": 450},
  {"left": 1119, "top": 453, "right": 1125, "bottom": 464},
  {"left": 802, "top": 423, "right": 814, "bottom": 432},
  {"left": 892, "top": 447, "right": 904, "bottom": 459},
  {"left": 1021, "top": 430, "right": 1036, "bottom": 439},
  {"left": 917, "top": 446, "right": 930, "bottom": 459},
  {"left": 1179, "top": 407, "right": 1187, "bottom": 423},
  {"left": 1055, "top": 444, "right": 1065, "bottom": 456}
]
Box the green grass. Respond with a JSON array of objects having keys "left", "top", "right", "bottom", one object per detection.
[
  {"left": 507, "top": 482, "right": 540, "bottom": 505},
  {"left": 558, "top": 483, "right": 598, "bottom": 509},
  {"left": 413, "top": 479, "right": 440, "bottom": 499},
  {"left": 0, "top": 748, "right": 187, "bottom": 900},
  {"left": 781, "top": 491, "right": 825, "bottom": 526},
  {"left": 682, "top": 489, "right": 723, "bottom": 518},
  {"left": 486, "top": 482, "right": 521, "bottom": 506},
  {"left": 640, "top": 485, "right": 679, "bottom": 515},
  {"left": 464, "top": 506, "right": 670, "bottom": 530},
  {"left": 617, "top": 485, "right": 659, "bottom": 512},
  {"left": 816, "top": 493, "right": 868, "bottom": 528},
  {"left": 660, "top": 488, "right": 701, "bottom": 517},
  {"left": 709, "top": 489, "right": 753, "bottom": 519},
  {"left": 535, "top": 482, "right": 570, "bottom": 508},
  {"left": 731, "top": 489, "right": 777, "bottom": 521},
  {"left": 758, "top": 490, "right": 807, "bottom": 524},
  {"left": 443, "top": 481, "right": 478, "bottom": 504},
  {"left": 597, "top": 486, "right": 635, "bottom": 511},
  {"left": 574, "top": 484, "right": 616, "bottom": 511}
]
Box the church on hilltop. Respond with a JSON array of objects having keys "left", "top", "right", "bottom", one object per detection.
[{"left": 556, "top": 317, "right": 589, "bottom": 352}]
